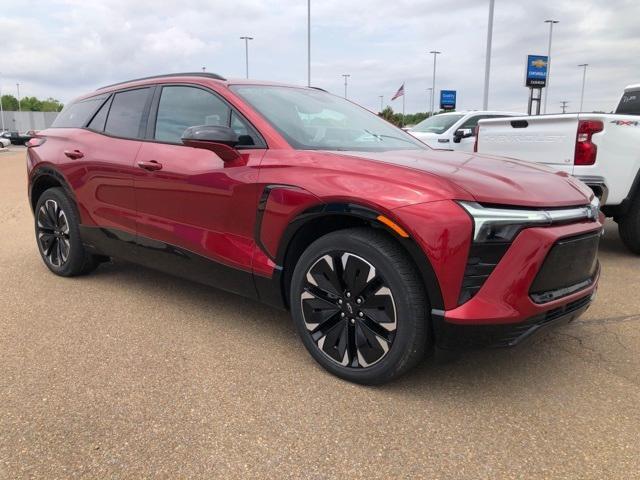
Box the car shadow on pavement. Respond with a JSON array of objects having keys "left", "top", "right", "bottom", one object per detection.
[{"left": 84, "top": 258, "right": 589, "bottom": 396}]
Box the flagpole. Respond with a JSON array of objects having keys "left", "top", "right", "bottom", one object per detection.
[{"left": 402, "top": 93, "right": 405, "bottom": 127}]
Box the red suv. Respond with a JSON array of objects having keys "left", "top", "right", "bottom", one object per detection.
[{"left": 27, "top": 73, "right": 603, "bottom": 384}]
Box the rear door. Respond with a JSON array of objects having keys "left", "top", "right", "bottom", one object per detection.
[
  {"left": 132, "top": 84, "right": 266, "bottom": 294},
  {"left": 78, "top": 87, "right": 152, "bottom": 234},
  {"left": 476, "top": 114, "right": 579, "bottom": 173}
]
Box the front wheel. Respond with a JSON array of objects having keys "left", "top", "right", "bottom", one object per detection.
[{"left": 290, "top": 228, "right": 429, "bottom": 385}]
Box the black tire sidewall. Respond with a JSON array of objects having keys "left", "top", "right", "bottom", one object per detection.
[
  {"left": 290, "top": 229, "right": 428, "bottom": 384},
  {"left": 34, "top": 188, "right": 88, "bottom": 276}
]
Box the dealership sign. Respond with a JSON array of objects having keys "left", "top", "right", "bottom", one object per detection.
[
  {"left": 525, "top": 55, "right": 548, "bottom": 87},
  {"left": 440, "top": 90, "right": 456, "bottom": 110}
]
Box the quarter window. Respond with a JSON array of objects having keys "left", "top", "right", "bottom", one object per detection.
[
  {"left": 104, "top": 88, "right": 150, "bottom": 139},
  {"left": 51, "top": 94, "right": 108, "bottom": 128},
  {"left": 87, "top": 96, "right": 112, "bottom": 132}
]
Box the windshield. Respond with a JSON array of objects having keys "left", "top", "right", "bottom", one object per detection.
[
  {"left": 411, "top": 114, "right": 464, "bottom": 134},
  {"left": 616, "top": 90, "right": 640, "bottom": 116},
  {"left": 230, "top": 85, "right": 427, "bottom": 151}
]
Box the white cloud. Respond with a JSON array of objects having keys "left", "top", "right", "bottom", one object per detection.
[{"left": 1, "top": 0, "right": 638, "bottom": 114}]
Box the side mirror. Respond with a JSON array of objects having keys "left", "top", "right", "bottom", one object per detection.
[
  {"left": 181, "top": 125, "right": 241, "bottom": 162},
  {"left": 453, "top": 128, "right": 474, "bottom": 143}
]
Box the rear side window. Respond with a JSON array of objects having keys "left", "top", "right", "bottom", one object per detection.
[
  {"left": 104, "top": 88, "right": 150, "bottom": 139},
  {"left": 616, "top": 90, "right": 640, "bottom": 115},
  {"left": 51, "top": 94, "right": 108, "bottom": 128}
]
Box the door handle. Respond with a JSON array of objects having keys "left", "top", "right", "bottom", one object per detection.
[
  {"left": 137, "top": 160, "right": 163, "bottom": 171},
  {"left": 64, "top": 149, "right": 84, "bottom": 159}
]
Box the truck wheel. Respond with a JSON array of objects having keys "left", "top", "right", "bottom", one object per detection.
[
  {"left": 290, "top": 228, "right": 429, "bottom": 385},
  {"left": 618, "top": 196, "right": 640, "bottom": 254}
]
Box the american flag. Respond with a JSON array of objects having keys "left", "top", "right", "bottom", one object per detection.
[{"left": 391, "top": 83, "right": 405, "bottom": 101}]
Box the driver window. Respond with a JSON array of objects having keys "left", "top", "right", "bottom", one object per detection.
[
  {"left": 459, "top": 115, "right": 484, "bottom": 131},
  {"left": 155, "top": 86, "right": 230, "bottom": 143}
]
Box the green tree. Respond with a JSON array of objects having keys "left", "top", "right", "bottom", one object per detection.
[
  {"left": 0, "top": 94, "right": 63, "bottom": 112},
  {"left": 0, "top": 94, "right": 19, "bottom": 111},
  {"left": 40, "top": 98, "right": 64, "bottom": 112}
]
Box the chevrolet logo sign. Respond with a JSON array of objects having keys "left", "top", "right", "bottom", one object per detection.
[{"left": 531, "top": 59, "right": 547, "bottom": 68}]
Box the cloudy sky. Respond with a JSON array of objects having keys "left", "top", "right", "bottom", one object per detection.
[{"left": 1, "top": 0, "right": 638, "bottom": 114}]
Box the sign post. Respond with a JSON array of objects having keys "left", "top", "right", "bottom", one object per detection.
[
  {"left": 440, "top": 90, "right": 457, "bottom": 111},
  {"left": 525, "top": 55, "right": 548, "bottom": 115}
]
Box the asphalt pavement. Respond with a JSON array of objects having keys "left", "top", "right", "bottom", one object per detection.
[{"left": 1, "top": 149, "right": 639, "bottom": 479}]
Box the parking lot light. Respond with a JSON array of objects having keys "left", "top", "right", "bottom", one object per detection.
[
  {"left": 543, "top": 19, "right": 559, "bottom": 114},
  {"left": 578, "top": 64, "right": 589, "bottom": 112},
  {"left": 429, "top": 51, "right": 441, "bottom": 114},
  {"left": 240, "top": 36, "right": 254, "bottom": 79}
]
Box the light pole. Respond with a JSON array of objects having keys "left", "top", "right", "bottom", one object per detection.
[
  {"left": 482, "top": 0, "right": 495, "bottom": 110},
  {"left": 202, "top": 66, "right": 206, "bottom": 72},
  {"left": 543, "top": 19, "right": 559, "bottom": 114},
  {"left": 578, "top": 63, "right": 588, "bottom": 112},
  {"left": 342, "top": 74, "right": 350, "bottom": 99},
  {"left": 427, "top": 87, "right": 433, "bottom": 115},
  {"left": 240, "top": 36, "right": 253, "bottom": 79},
  {"left": 429, "top": 51, "right": 441, "bottom": 114},
  {"left": 16, "top": 83, "right": 21, "bottom": 112},
  {"left": 378, "top": 95, "right": 384, "bottom": 112},
  {"left": 307, "top": 0, "right": 311, "bottom": 86}
]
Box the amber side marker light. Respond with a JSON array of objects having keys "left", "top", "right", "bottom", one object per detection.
[{"left": 377, "top": 215, "right": 409, "bottom": 238}]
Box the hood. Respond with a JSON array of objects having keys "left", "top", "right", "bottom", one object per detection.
[{"left": 333, "top": 149, "right": 592, "bottom": 208}]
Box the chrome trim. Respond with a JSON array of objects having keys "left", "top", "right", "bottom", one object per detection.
[{"left": 459, "top": 197, "right": 600, "bottom": 242}]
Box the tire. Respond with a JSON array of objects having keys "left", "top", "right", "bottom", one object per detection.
[
  {"left": 618, "top": 196, "right": 640, "bottom": 254},
  {"left": 34, "top": 187, "right": 100, "bottom": 276},
  {"left": 290, "top": 228, "right": 429, "bottom": 385}
]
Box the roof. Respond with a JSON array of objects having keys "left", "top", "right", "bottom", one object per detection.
[
  {"left": 624, "top": 84, "right": 640, "bottom": 91},
  {"left": 97, "top": 72, "right": 226, "bottom": 90}
]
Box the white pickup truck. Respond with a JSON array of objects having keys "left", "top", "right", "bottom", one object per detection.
[{"left": 476, "top": 84, "right": 640, "bottom": 253}]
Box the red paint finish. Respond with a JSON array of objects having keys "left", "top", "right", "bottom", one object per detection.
[
  {"left": 393, "top": 200, "right": 473, "bottom": 310},
  {"left": 444, "top": 219, "right": 603, "bottom": 325},
  {"left": 27, "top": 74, "right": 603, "bottom": 339},
  {"left": 133, "top": 141, "right": 264, "bottom": 271}
]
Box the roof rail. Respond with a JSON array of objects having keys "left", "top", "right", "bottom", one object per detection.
[{"left": 97, "top": 72, "right": 226, "bottom": 90}]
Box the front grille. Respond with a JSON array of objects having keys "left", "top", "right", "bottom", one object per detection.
[
  {"left": 530, "top": 231, "right": 600, "bottom": 303},
  {"left": 458, "top": 243, "right": 509, "bottom": 304}
]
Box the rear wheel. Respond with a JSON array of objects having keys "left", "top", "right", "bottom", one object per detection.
[
  {"left": 618, "top": 197, "right": 640, "bottom": 254},
  {"left": 290, "top": 228, "right": 429, "bottom": 385},
  {"left": 34, "top": 187, "right": 100, "bottom": 276}
]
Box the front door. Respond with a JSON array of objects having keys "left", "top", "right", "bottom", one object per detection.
[{"left": 133, "top": 84, "right": 267, "bottom": 296}]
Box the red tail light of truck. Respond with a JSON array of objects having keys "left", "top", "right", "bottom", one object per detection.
[{"left": 574, "top": 120, "right": 603, "bottom": 165}]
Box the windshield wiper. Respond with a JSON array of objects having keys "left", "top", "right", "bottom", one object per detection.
[{"left": 363, "top": 130, "right": 417, "bottom": 145}]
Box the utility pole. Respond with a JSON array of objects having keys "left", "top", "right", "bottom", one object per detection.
[
  {"left": 378, "top": 95, "right": 384, "bottom": 112},
  {"left": 578, "top": 63, "right": 588, "bottom": 112},
  {"left": 240, "top": 36, "right": 253, "bottom": 79},
  {"left": 429, "top": 51, "right": 441, "bottom": 114},
  {"left": 543, "top": 19, "right": 559, "bottom": 114},
  {"left": 482, "top": 0, "right": 495, "bottom": 110},
  {"left": 560, "top": 101, "right": 569, "bottom": 114},
  {"left": 342, "top": 74, "right": 350, "bottom": 99},
  {"left": 307, "top": 0, "right": 311, "bottom": 86},
  {"left": 16, "top": 83, "right": 21, "bottom": 112}
]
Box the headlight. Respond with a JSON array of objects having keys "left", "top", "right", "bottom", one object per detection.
[{"left": 458, "top": 197, "right": 600, "bottom": 243}]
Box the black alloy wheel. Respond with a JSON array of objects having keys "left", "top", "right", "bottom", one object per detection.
[
  {"left": 301, "top": 252, "right": 397, "bottom": 368},
  {"left": 37, "top": 198, "right": 71, "bottom": 268},
  {"left": 291, "top": 228, "right": 429, "bottom": 384}
]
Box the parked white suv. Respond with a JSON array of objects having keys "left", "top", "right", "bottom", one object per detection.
[
  {"left": 407, "top": 111, "right": 524, "bottom": 151},
  {"left": 476, "top": 84, "right": 640, "bottom": 253}
]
